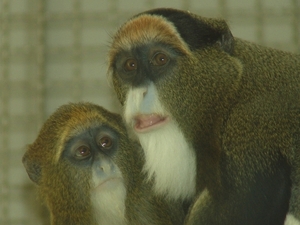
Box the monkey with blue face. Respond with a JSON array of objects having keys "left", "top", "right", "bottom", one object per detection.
[
  {"left": 108, "top": 8, "right": 300, "bottom": 225},
  {"left": 22, "top": 102, "right": 185, "bottom": 225}
]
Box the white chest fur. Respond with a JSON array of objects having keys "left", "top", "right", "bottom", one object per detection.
[
  {"left": 138, "top": 120, "right": 196, "bottom": 200},
  {"left": 284, "top": 214, "right": 300, "bottom": 225}
]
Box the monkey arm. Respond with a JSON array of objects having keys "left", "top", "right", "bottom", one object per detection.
[{"left": 185, "top": 154, "right": 291, "bottom": 225}]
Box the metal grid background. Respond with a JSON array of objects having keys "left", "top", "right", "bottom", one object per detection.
[{"left": 0, "top": 0, "right": 299, "bottom": 224}]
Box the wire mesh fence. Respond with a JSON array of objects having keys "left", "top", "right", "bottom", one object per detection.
[{"left": 0, "top": 0, "right": 299, "bottom": 224}]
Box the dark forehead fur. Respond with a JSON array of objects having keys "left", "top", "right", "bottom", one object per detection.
[{"left": 136, "top": 8, "right": 234, "bottom": 53}]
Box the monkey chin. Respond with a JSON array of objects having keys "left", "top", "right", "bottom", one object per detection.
[
  {"left": 91, "top": 179, "right": 127, "bottom": 225},
  {"left": 134, "top": 114, "right": 169, "bottom": 133}
]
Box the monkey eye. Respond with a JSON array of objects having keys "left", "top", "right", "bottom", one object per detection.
[
  {"left": 151, "top": 52, "right": 169, "bottom": 66},
  {"left": 124, "top": 58, "right": 138, "bottom": 72},
  {"left": 75, "top": 145, "right": 91, "bottom": 159},
  {"left": 98, "top": 136, "right": 113, "bottom": 149}
]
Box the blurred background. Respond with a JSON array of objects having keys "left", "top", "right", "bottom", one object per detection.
[{"left": 0, "top": 0, "right": 299, "bottom": 224}]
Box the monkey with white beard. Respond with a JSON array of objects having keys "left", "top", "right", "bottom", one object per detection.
[{"left": 108, "top": 8, "right": 300, "bottom": 225}]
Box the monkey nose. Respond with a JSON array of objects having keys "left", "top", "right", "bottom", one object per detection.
[
  {"left": 100, "top": 164, "right": 109, "bottom": 172},
  {"left": 100, "top": 166, "right": 111, "bottom": 172},
  {"left": 97, "top": 160, "right": 112, "bottom": 173}
]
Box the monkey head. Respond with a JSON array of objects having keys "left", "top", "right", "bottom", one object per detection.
[
  {"left": 22, "top": 102, "right": 138, "bottom": 224},
  {"left": 108, "top": 8, "right": 242, "bottom": 139}
]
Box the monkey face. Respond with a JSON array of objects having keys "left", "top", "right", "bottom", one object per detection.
[
  {"left": 112, "top": 42, "right": 181, "bottom": 131},
  {"left": 62, "top": 125, "right": 124, "bottom": 190}
]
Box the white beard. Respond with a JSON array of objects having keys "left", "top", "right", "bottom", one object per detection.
[
  {"left": 124, "top": 83, "right": 196, "bottom": 200},
  {"left": 137, "top": 120, "right": 196, "bottom": 200}
]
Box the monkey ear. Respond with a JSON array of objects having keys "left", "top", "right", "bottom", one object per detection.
[
  {"left": 22, "top": 153, "right": 42, "bottom": 184},
  {"left": 217, "top": 29, "right": 234, "bottom": 54},
  {"left": 179, "top": 14, "right": 234, "bottom": 54}
]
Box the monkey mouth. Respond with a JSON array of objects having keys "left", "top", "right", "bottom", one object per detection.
[
  {"left": 95, "top": 177, "right": 123, "bottom": 190},
  {"left": 134, "top": 114, "right": 169, "bottom": 133}
]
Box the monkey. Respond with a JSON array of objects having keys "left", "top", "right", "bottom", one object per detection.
[
  {"left": 107, "top": 7, "right": 300, "bottom": 225},
  {"left": 22, "top": 102, "right": 185, "bottom": 225}
]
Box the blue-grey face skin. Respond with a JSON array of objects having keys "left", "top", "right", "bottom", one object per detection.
[
  {"left": 113, "top": 42, "right": 181, "bottom": 87},
  {"left": 62, "top": 126, "right": 122, "bottom": 186}
]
